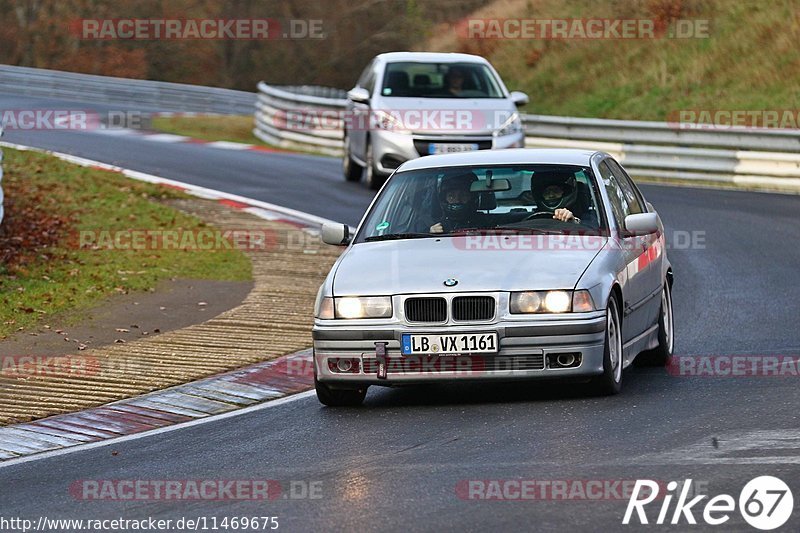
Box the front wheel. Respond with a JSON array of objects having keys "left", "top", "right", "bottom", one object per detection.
[
  {"left": 342, "top": 131, "right": 362, "bottom": 182},
  {"left": 590, "top": 296, "right": 623, "bottom": 395},
  {"left": 635, "top": 283, "right": 674, "bottom": 367},
  {"left": 364, "top": 139, "right": 386, "bottom": 190},
  {"left": 315, "top": 378, "right": 368, "bottom": 407}
]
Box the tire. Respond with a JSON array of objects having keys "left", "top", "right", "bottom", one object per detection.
[
  {"left": 364, "top": 139, "right": 386, "bottom": 190},
  {"left": 342, "top": 131, "right": 362, "bottom": 182},
  {"left": 591, "top": 296, "right": 623, "bottom": 395},
  {"left": 634, "top": 283, "right": 674, "bottom": 367},
  {"left": 315, "top": 378, "right": 368, "bottom": 407}
]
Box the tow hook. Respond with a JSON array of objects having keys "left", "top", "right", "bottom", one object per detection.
[{"left": 375, "top": 342, "right": 388, "bottom": 379}]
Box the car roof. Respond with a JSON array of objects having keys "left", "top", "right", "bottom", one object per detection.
[
  {"left": 396, "top": 149, "right": 602, "bottom": 172},
  {"left": 375, "top": 51, "right": 490, "bottom": 64}
]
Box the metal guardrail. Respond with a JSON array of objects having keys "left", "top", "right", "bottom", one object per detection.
[
  {"left": 254, "top": 82, "right": 348, "bottom": 156},
  {"left": 1, "top": 65, "right": 797, "bottom": 191},
  {"left": 0, "top": 65, "right": 255, "bottom": 114},
  {"left": 255, "top": 82, "right": 800, "bottom": 191}
]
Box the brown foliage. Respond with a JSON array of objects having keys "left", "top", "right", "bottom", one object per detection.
[
  {"left": 0, "top": 0, "right": 492, "bottom": 89},
  {"left": 0, "top": 164, "right": 71, "bottom": 272}
]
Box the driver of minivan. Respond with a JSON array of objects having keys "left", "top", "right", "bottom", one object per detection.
[{"left": 443, "top": 67, "right": 466, "bottom": 96}]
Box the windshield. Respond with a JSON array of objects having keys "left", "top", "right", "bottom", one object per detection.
[
  {"left": 357, "top": 165, "right": 606, "bottom": 243},
  {"left": 380, "top": 62, "right": 505, "bottom": 98}
]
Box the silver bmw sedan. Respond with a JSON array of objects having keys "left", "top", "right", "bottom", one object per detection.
[{"left": 314, "top": 149, "right": 674, "bottom": 406}]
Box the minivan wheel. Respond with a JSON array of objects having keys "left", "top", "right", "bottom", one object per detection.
[
  {"left": 364, "top": 140, "right": 386, "bottom": 190},
  {"left": 342, "top": 131, "right": 362, "bottom": 182},
  {"left": 591, "top": 296, "right": 623, "bottom": 395},
  {"left": 315, "top": 378, "right": 368, "bottom": 407}
]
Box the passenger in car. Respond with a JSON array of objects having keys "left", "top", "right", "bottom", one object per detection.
[{"left": 429, "top": 172, "right": 485, "bottom": 233}]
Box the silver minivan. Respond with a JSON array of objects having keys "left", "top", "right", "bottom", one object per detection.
[{"left": 343, "top": 52, "right": 529, "bottom": 189}]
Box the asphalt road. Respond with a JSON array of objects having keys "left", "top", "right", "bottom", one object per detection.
[{"left": 2, "top": 95, "right": 800, "bottom": 532}]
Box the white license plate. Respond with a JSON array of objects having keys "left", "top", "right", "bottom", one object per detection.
[
  {"left": 401, "top": 333, "right": 498, "bottom": 355},
  {"left": 429, "top": 143, "right": 479, "bottom": 155}
]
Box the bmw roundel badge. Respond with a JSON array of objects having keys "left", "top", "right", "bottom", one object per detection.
[{"left": 444, "top": 278, "right": 458, "bottom": 287}]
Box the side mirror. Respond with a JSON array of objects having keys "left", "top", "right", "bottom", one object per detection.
[
  {"left": 347, "top": 87, "right": 370, "bottom": 104},
  {"left": 321, "top": 223, "right": 351, "bottom": 246},
  {"left": 623, "top": 213, "right": 659, "bottom": 236},
  {"left": 510, "top": 91, "right": 529, "bottom": 106}
]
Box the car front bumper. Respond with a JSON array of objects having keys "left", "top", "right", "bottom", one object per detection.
[
  {"left": 370, "top": 130, "right": 526, "bottom": 175},
  {"left": 313, "top": 312, "right": 607, "bottom": 386}
]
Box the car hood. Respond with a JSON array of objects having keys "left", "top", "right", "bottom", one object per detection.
[
  {"left": 373, "top": 97, "right": 516, "bottom": 135},
  {"left": 332, "top": 236, "right": 608, "bottom": 295}
]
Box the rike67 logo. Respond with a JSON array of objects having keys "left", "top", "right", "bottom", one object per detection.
[{"left": 623, "top": 477, "right": 793, "bottom": 530}]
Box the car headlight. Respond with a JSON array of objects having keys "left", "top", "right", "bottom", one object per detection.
[
  {"left": 509, "top": 290, "right": 595, "bottom": 314},
  {"left": 372, "top": 110, "right": 409, "bottom": 133},
  {"left": 494, "top": 112, "right": 522, "bottom": 137},
  {"left": 332, "top": 296, "right": 393, "bottom": 319}
]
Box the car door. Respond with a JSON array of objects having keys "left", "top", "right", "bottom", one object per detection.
[
  {"left": 606, "top": 158, "right": 665, "bottom": 329},
  {"left": 597, "top": 159, "right": 653, "bottom": 344},
  {"left": 349, "top": 61, "right": 376, "bottom": 162}
]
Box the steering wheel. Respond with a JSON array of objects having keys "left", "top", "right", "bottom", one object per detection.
[{"left": 524, "top": 211, "right": 556, "bottom": 221}]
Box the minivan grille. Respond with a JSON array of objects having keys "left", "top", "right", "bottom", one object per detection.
[
  {"left": 452, "top": 296, "right": 495, "bottom": 321},
  {"left": 405, "top": 297, "right": 447, "bottom": 322}
]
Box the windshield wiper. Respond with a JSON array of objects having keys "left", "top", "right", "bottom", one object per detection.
[
  {"left": 491, "top": 225, "right": 565, "bottom": 235},
  {"left": 364, "top": 232, "right": 436, "bottom": 242}
]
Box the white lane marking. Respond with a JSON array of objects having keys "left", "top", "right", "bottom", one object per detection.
[
  {"left": 206, "top": 141, "right": 254, "bottom": 150},
  {"left": 142, "top": 133, "right": 192, "bottom": 143},
  {"left": 93, "top": 127, "right": 143, "bottom": 137},
  {"left": 633, "top": 429, "right": 800, "bottom": 465},
  {"left": 0, "top": 390, "right": 316, "bottom": 470},
  {"left": 0, "top": 140, "right": 345, "bottom": 228}
]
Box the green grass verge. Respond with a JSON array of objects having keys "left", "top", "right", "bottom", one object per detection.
[
  {"left": 150, "top": 115, "right": 330, "bottom": 157},
  {"left": 151, "top": 115, "right": 261, "bottom": 145},
  {"left": 428, "top": 0, "right": 800, "bottom": 121},
  {"left": 0, "top": 148, "right": 252, "bottom": 339}
]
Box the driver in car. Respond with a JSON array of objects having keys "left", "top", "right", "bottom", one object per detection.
[
  {"left": 530, "top": 170, "right": 597, "bottom": 226},
  {"left": 430, "top": 172, "right": 482, "bottom": 233}
]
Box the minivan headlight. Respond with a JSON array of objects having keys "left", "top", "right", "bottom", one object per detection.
[
  {"left": 372, "top": 110, "right": 410, "bottom": 133},
  {"left": 494, "top": 112, "right": 522, "bottom": 137},
  {"left": 334, "top": 296, "right": 393, "bottom": 319}
]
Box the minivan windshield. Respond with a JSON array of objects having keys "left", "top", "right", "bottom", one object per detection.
[
  {"left": 357, "top": 164, "right": 606, "bottom": 243},
  {"left": 380, "top": 62, "right": 505, "bottom": 98}
]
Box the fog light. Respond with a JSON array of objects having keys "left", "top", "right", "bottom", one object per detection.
[
  {"left": 328, "top": 358, "right": 360, "bottom": 373},
  {"left": 548, "top": 353, "right": 582, "bottom": 368}
]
